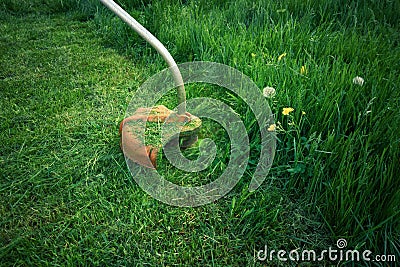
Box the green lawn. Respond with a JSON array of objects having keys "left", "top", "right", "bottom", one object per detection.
[{"left": 1, "top": 0, "right": 399, "bottom": 266}]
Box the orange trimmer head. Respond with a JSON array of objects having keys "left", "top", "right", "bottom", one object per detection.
[{"left": 119, "top": 105, "right": 201, "bottom": 168}]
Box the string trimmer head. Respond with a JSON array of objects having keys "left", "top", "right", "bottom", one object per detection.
[{"left": 119, "top": 105, "right": 201, "bottom": 169}]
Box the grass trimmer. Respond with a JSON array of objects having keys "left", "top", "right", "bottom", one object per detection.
[{"left": 100, "top": 0, "right": 201, "bottom": 168}]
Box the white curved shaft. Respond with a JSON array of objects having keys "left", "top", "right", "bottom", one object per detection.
[{"left": 100, "top": 0, "right": 186, "bottom": 114}]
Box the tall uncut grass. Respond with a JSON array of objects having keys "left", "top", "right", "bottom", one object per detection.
[{"left": 1, "top": 0, "right": 399, "bottom": 265}]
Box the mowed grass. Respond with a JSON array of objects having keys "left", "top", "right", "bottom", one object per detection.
[{"left": 1, "top": 0, "right": 400, "bottom": 266}]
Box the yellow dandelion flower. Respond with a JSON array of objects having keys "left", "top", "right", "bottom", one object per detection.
[
  {"left": 278, "top": 52, "right": 287, "bottom": 61},
  {"left": 300, "top": 65, "right": 307, "bottom": 75},
  {"left": 267, "top": 124, "right": 276, "bottom": 132},
  {"left": 251, "top": 53, "right": 256, "bottom": 58},
  {"left": 282, "top": 107, "right": 294, "bottom": 115},
  {"left": 302, "top": 111, "right": 306, "bottom": 115}
]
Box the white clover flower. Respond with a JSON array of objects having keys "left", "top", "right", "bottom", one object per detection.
[
  {"left": 263, "top": 86, "right": 276, "bottom": 98},
  {"left": 353, "top": 76, "right": 364, "bottom": 86}
]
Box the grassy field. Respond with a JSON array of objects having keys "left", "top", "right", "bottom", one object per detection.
[{"left": 1, "top": 0, "right": 399, "bottom": 266}]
